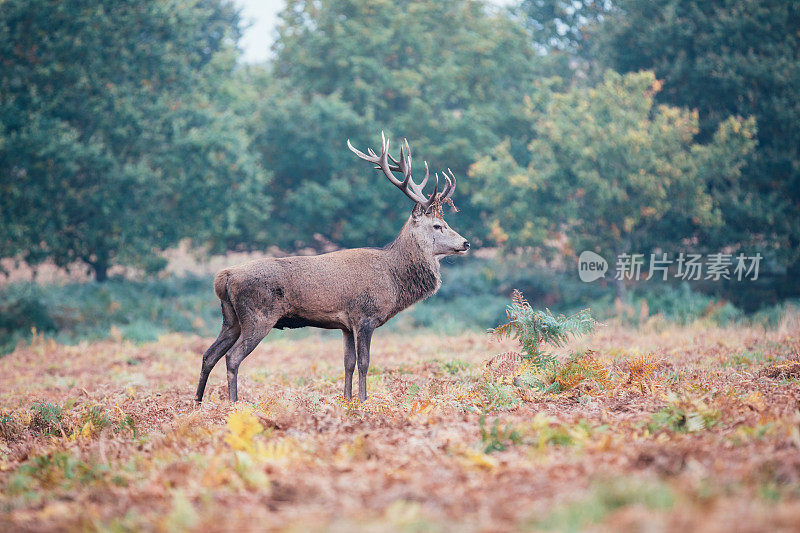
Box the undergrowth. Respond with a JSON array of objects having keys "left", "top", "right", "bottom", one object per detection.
[{"left": 492, "top": 290, "right": 601, "bottom": 393}]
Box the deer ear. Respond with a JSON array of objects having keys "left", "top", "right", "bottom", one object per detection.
[{"left": 411, "top": 203, "right": 424, "bottom": 219}]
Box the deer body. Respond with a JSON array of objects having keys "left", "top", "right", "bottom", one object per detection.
[
  {"left": 217, "top": 225, "right": 441, "bottom": 332},
  {"left": 195, "top": 134, "right": 468, "bottom": 403}
]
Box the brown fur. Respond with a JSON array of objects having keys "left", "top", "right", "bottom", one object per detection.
[{"left": 195, "top": 207, "right": 469, "bottom": 402}]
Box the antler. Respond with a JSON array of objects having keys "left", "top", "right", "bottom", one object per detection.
[{"left": 347, "top": 132, "right": 456, "bottom": 212}]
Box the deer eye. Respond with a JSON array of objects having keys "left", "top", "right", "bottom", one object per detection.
[{"left": 433, "top": 224, "right": 442, "bottom": 231}]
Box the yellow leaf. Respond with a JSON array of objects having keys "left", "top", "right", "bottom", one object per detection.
[
  {"left": 69, "top": 420, "right": 94, "bottom": 441},
  {"left": 225, "top": 408, "right": 263, "bottom": 452},
  {"left": 460, "top": 448, "right": 498, "bottom": 470}
]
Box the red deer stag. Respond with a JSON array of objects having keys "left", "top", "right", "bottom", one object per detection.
[{"left": 195, "top": 133, "right": 470, "bottom": 403}]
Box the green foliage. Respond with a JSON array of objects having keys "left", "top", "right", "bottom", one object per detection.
[
  {"left": 274, "top": 0, "right": 539, "bottom": 146},
  {"left": 596, "top": 0, "right": 800, "bottom": 273},
  {"left": 479, "top": 415, "right": 522, "bottom": 454},
  {"left": 0, "top": 0, "right": 796, "bottom": 316},
  {"left": 588, "top": 282, "right": 745, "bottom": 326},
  {"left": 85, "top": 406, "right": 112, "bottom": 430},
  {"left": 493, "top": 290, "right": 596, "bottom": 363},
  {"left": 116, "top": 415, "right": 138, "bottom": 438},
  {"left": 749, "top": 301, "right": 800, "bottom": 329},
  {"left": 470, "top": 71, "right": 755, "bottom": 299},
  {"left": 0, "top": 0, "right": 268, "bottom": 280},
  {"left": 518, "top": 0, "right": 611, "bottom": 58},
  {"left": 523, "top": 417, "right": 607, "bottom": 451},
  {"left": 491, "top": 290, "right": 601, "bottom": 394},
  {"left": 248, "top": 89, "right": 372, "bottom": 249},
  {"left": 254, "top": 0, "right": 546, "bottom": 247},
  {"left": 723, "top": 350, "right": 767, "bottom": 368},
  {"left": 0, "top": 411, "right": 20, "bottom": 441},
  {"left": 0, "top": 276, "right": 219, "bottom": 353},
  {"left": 29, "top": 402, "right": 64, "bottom": 436},
  {"left": 477, "top": 383, "right": 521, "bottom": 412},
  {"left": 441, "top": 359, "right": 469, "bottom": 375},
  {"left": 648, "top": 395, "right": 720, "bottom": 434},
  {"left": 3, "top": 261, "right": 785, "bottom": 354},
  {"left": 0, "top": 289, "right": 57, "bottom": 345},
  {"left": 398, "top": 294, "right": 509, "bottom": 335},
  {"left": 636, "top": 283, "right": 742, "bottom": 325},
  {"left": 9, "top": 451, "right": 113, "bottom": 497}
]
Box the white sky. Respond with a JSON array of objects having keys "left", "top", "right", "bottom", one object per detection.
[
  {"left": 234, "top": 0, "right": 517, "bottom": 63},
  {"left": 235, "top": 0, "right": 285, "bottom": 63}
]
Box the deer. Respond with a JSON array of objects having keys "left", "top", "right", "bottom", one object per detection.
[{"left": 194, "top": 133, "right": 470, "bottom": 404}]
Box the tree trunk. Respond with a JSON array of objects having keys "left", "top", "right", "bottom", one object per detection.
[
  {"left": 93, "top": 262, "right": 109, "bottom": 282},
  {"left": 614, "top": 275, "right": 626, "bottom": 302},
  {"left": 88, "top": 251, "right": 110, "bottom": 283},
  {"left": 779, "top": 237, "right": 800, "bottom": 300},
  {"left": 613, "top": 239, "right": 631, "bottom": 303}
]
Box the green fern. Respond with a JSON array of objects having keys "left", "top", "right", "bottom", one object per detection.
[
  {"left": 492, "top": 290, "right": 597, "bottom": 364},
  {"left": 491, "top": 290, "right": 600, "bottom": 393}
]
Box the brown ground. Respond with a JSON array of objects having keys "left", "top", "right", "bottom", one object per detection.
[{"left": 1, "top": 320, "right": 799, "bottom": 532}]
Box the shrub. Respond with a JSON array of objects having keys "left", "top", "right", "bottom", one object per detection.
[
  {"left": 0, "top": 275, "right": 219, "bottom": 354},
  {"left": 492, "top": 290, "right": 600, "bottom": 393},
  {"left": 29, "top": 402, "right": 64, "bottom": 436}
]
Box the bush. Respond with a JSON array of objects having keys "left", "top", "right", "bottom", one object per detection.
[
  {"left": 29, "top": 402, "right": 64, "bottom": 436},
  {"left": 0, "top": 284, "right": 58, "bottom": 352},
  {"left": 492, "top": 290, "right": 601, "bottom": 394},
  {"left": 0, "top": 276, "right": 219, "bottom": 354}
]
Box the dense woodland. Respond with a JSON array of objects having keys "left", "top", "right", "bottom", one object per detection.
[{"left": 1, "top": 0, "right": 799, "bottom": 305}]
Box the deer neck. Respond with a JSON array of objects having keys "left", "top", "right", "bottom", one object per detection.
[{"left": 385, "top": 220, "right": 441, "bottom": 312}]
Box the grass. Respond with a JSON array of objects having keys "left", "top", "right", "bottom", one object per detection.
[
  {"left": 531, "top": 478, "right": 675, "bottom": 532},
  {"left": 2, "top": 321, "right": 800, "bottom": 530}
]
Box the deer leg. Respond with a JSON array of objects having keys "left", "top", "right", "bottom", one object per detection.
[
  {"left": 196, "top": 301, "right": 240, "bottom": 403},
  {"left": 225, "top": 316, "right": 275, "bottom": 402},
  {"left": 355, "top": 322, "right": 375, "bottom": 402},
  {"left": 343, "top": 329, "right": 356, "bottom": 400}
]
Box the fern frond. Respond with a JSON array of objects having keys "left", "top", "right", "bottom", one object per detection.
[
  {"left": 554, "top": 353, "right": 609, "bottom": 391},
  {"left": 511, "top": 289, "right": 528, "bottom": 308},
  {"left": 627, "top": 353, "right": 663, "bottom": 383},
  {"left": 489, "top": 290, "right": 599, "bottom": 396}
]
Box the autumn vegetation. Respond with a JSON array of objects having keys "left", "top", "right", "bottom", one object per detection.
[
  {"left": 2, "top": 0, "right": 800, "bottom": 530},
  {"left": 2, "top": 304, "right": 800, "bottom": 530}
]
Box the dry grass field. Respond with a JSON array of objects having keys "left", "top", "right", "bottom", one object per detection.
[{"left": 2, "top": 319, "right": 800, "bottom": 532}]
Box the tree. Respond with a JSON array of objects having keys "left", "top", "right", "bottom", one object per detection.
[
  {"left": 595, "top": 0, "right": 800, "bottom": 294},
  {"left": 247, "top": 82, "right": 382, "bottom": 249},
  {"left": 518, "top": 0, "right": 611, "bottom": 53},
  {"left": 469, "top": 71, "right": 755, "bottom": 299},
  {"left": 257, "top": 0, "right": 544, "bottom": 248},
  {"left": 511, "top": 0, "right": 614, "bottom": 83},
  {"left": 0, "top": 0, "right": 268, "bottom": 280}
]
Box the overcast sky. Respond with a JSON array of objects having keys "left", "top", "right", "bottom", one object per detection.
[{"left": 234, "top": 0, "right": 516, "bottom": 63}]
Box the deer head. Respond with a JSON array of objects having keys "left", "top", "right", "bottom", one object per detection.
[{"left": 348, "top": 133, "right": 469, "bottom": 259}]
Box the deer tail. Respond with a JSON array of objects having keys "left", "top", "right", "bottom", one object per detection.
[{"left": 213, "top": 270, "right": 232, "bottom": 303}]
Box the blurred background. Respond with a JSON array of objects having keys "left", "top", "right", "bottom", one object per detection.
[{"left": 1, "top": 0, "right": 798, "bottom": 351}]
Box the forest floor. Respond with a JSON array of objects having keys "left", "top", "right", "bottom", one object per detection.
[{"left": 1, "top": 320, "right": 800, "bottom": 532}]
